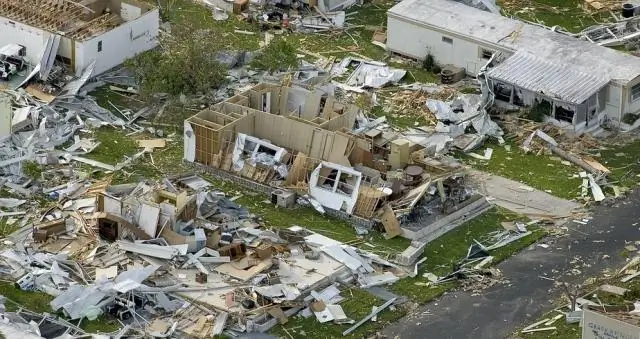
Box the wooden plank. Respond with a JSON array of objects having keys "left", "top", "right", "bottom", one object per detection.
[
  {"left": 137, "top": 139, "right": 166, "bottom": 149},
  {"left": 381, "top": 204, "right": 402, "bottom": 238},
  {"left": 285, "top": 152, "right": 309, "bottom": 185}
]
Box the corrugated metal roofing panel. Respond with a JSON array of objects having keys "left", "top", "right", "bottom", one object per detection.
[{"left": 485, "top": 51, "right": 609, "bottom": 105}]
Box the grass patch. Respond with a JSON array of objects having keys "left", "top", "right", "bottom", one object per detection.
[
  {"left": 0, "top": 218, "right": 20, "bottom": 238},
  {"left": 598, "top": 139, "right": 640, "bottom": 191},
  {"left": 271, "top": 288, "right": 406, "bottom": 339},
  {"left": 514, "top": 310, "right": 580, "bottom": 339},
  {"left": 77, "top": 123, "right": 188, "bottom": 185},
  {"left": 158, "top": 0, "right": 260, "bottom": 51},
  {"left": 369, "top": 105, "right": 430, "bottom": 129},
  {"left": 464, "top": 142, "right": 583, "bottom": 200},
  {"left": 498, "top": 0, "right": 610, "bottom": 33}
]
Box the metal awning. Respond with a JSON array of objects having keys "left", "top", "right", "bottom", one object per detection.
[{"left": 485, "top": 51, "right": 609, "bottom": 105}]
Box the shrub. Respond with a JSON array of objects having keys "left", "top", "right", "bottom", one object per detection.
[
  {"left": 127, "top": 23, "right": 227, "bottom": 97},
  {"left": 250, "top": 38, "right": 298, "bottom": 74}
]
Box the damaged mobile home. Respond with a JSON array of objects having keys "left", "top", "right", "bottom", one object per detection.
[
  {"left": 0, "top": 0, "right": 159, "bottom": 78},
  {"left": 184, "top": 83, "right": 493, "bottom": 241},
  {"left": 386, "top": 0, "right": 640, "bottom": 134}
]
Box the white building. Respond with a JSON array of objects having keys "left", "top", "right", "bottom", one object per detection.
[
  {"left": 0, "top": 0, "right": 159, "bottom": 77},
  {"left": 387, "top": 0, "right": 640, "bottom": 133}
]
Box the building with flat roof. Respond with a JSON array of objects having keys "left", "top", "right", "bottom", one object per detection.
[
  {"left": 387, "top": 0, "right": 640, "bottom": 132},
  {"left": 0, "top": 0, "right": 159, "bottom": 76}
]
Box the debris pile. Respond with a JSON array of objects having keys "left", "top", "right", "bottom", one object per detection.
[
  {"left": 0, "top": 175, "right": 418, "bottom": 337},
  {"left": 422, "top": 225, "right": 533, "bottom": 293}
]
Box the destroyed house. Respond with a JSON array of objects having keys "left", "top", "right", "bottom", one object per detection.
[
  {"left": 387, "top": 0, "right": 640, "bottom": 133},
  {"left": 0, "top": 0, "right": 159, "bottom": 76},
  {"left": 184, "top": 83, "right": 488, "bottom": 242}
]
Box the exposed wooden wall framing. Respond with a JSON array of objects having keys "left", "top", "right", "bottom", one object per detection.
[{"left": 0, "top": 0, "right": 124, "bottom": 41}]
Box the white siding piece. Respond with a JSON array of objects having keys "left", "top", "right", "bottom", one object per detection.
[
  {"left": 121, "top": 2, "right": 143, "bottom": 21},
  {"left": 39, "top": 34, "right": 61, "bottom": 80},
  {"left": 326, "top": 304, "right": 349, "bottom": 323},
  {"left": 116, "top": 241, "right": 180, "bottom": 259},
  {"left": 358, "top": 272, "right": 400, "bottom": 288},
  {"left": 342, "top": 246, "right": 374, "bottom": 273},
  {"left": 75, "top": 9, "right": 159, "bottom": 76},
  {"left": 0, "top": 92, "right": 11, "bottom": 139},
  {"left": 137, "top": 203, "right": 160, "bottom": 237},
  {"left": 183, "top": 121, "right": 196, "bottom": 162},
  {"left": 321, "top": 245, "right": 362, "bottom": 271},
  {"left": 212, "top": 312, "right": 228, "bottom": 336},
  {"left": 304, "top": 233, "right": 343, "bottom": 248},
  {"left": 314, "top": 307, "right": 335, "bottom": 323}
]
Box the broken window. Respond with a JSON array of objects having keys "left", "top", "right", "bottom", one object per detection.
[
  {"left": 493, "top": 82, "right": 512, "bottom": 102},
  {"left": 442, "top": 36, "right": 453, "bottom": 44},
  {"left": 318, "top": 96, "right": 327, "bottom": 116},
  {"left": 479, "top": 48, "right": 493, "bottom": 60},
  {"left": 632, "top": 83, "right": 640, "bottom": 102},
  {"left": 317, "top": 168, "right": 355, "bottom": 197},
  {"left": 256, "top": 144, "right": 277, "bottom": 157},
  {"left": 98, "top": 219, "right": 118, "bottom": 241},
  {"left": 261, "top": 92, "right": 271, "bottom": 112},
  {"left": 98, "top": 41, "right": 103, "bottom": 52},
  {"left": 321, "top": 169, "right": 338, "bottom": 191},
  {"left": 513, "top": 88, "right": 524, "bottom": 107},
  {"left": 337, "top": 172, "right": 355, "bottom": 195},
  {"left": 555, "top": 105, "right": 575, "bottom": 123},
  {"left": 243, "top": 140, "right": 258, "bottom": 157}
]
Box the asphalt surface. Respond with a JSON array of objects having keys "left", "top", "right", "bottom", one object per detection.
[{"left": 382, "top": 190, "right": 640, "bottom": 339}]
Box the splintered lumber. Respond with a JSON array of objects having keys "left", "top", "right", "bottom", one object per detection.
[
  {"left": 524, "top": 129, "right": 602, "bottom": 174},
  {"left": 285, "top": 153, "right": 309, "bottom": 186},
  {"left": 380, "top": 204, "right": 402, "bottom": 238},
  {"left": 547, "top": 143, "right": 601, "bottom": 175},
  {"left": 354, "top": 186, "right": 384, "bottom": 218}
]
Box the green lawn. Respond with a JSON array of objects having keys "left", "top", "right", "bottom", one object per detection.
[
  {"left": 463, "top": 142, "right": 583, "bottom": 200},
  {"left": 498, "top": 0, "right": 611, "bottom": 33},
  {"left": 597, "top": 138, "right": 640, "bottom": 192}
]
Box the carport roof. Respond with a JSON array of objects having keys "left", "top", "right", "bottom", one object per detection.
[{"left": 485, "top": 51, "right": 609, "bottom": 105}]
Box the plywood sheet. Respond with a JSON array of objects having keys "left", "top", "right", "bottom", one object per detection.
[
  {"left": 137, "top": 139, "right": 166, "bottom": 149},
  {"left": 138, "top": 203, "right": 160, "bottom": 237},
  {"left": 214, "top": 258, "right": 273, "bottom": 281}
]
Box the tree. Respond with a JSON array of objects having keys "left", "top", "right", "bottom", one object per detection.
[
  {"left": 128, "top": 22, "right": 227, "bottom": 97},
  {"left": 250, "top": 38, "right": 299, "bottom": 74}
]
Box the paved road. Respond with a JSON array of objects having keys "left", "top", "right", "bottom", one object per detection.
[{"left": 382, "top": 190, "right": 640, "bottom": 339}]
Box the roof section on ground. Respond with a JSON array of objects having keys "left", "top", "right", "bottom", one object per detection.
[{"left": 388, "top": 0, "right": 640, "bottom": 84}]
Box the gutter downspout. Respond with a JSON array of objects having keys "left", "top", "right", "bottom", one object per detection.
[{"left": 477, "top": 52, "right": 499, "bottom": 111}]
